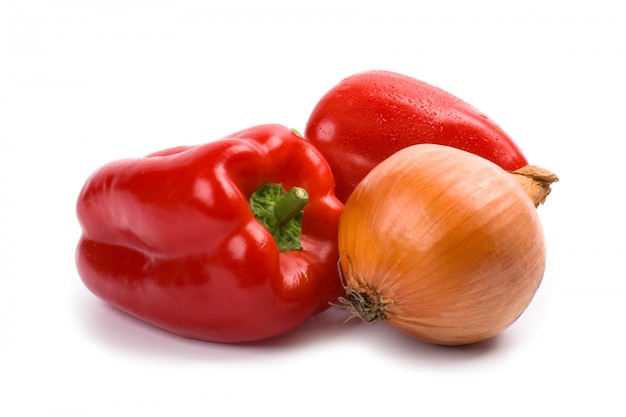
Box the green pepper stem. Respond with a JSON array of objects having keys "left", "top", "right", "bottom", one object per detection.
[
  {"left": 274, "top": 187, "right": 309, "bottom": 229},
  {"left": 249, "top": 183, "right": 309, "bottom": 252}
]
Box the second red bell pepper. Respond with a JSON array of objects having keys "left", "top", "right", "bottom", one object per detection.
[
  {"left": 76, "top": 124, "right": 344, "bottom": 343},
  {"left": 304, "top": 70, "right": 529, "bottom": 202}
]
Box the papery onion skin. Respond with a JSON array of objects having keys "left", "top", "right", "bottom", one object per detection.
[{"left": 337, "top": 144, "right": 547, "bottom": 345}]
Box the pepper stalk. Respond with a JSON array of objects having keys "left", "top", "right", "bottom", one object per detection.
[{"left": 249, "top": 183, "right": 309, "bottom": 251}]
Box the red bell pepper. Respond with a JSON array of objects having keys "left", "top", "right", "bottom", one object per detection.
[
  {"left": 76, "top": 124, "right": 344, "bottom": 343},
  {"left": 304, "top": 70, "right": 529, "bottom": 202}
]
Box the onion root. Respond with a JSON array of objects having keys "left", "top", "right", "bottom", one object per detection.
[{"left": 334, "top": 256, "right": 389, "bottom": 323}]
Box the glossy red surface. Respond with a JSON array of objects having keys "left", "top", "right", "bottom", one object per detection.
[
  {"left": 305, "top": 70, "right": 528, "bottom": 202},
  {"left": 76, "top": 124, "right": 344, "bottom": 343}
]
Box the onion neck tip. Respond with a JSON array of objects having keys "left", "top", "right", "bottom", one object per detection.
[{"left": 510, "top": 165, "right": 559, "bottom": 207}]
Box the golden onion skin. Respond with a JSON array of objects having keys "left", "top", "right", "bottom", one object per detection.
[{"left": 338, "top": 144, "right": 546, "bottom": 345}]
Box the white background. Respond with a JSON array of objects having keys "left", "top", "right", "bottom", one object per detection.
[{"left": 1, "top": 0, "right": 624, "bottom": 415}]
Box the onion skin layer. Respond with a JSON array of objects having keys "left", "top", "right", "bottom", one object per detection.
[{"left": 337, "top": 144, "right": 546, "bottom": 345}]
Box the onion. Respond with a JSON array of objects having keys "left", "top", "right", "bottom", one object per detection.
[{"left": 337, "top": 144, "right": 558, "bottom": 345}]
